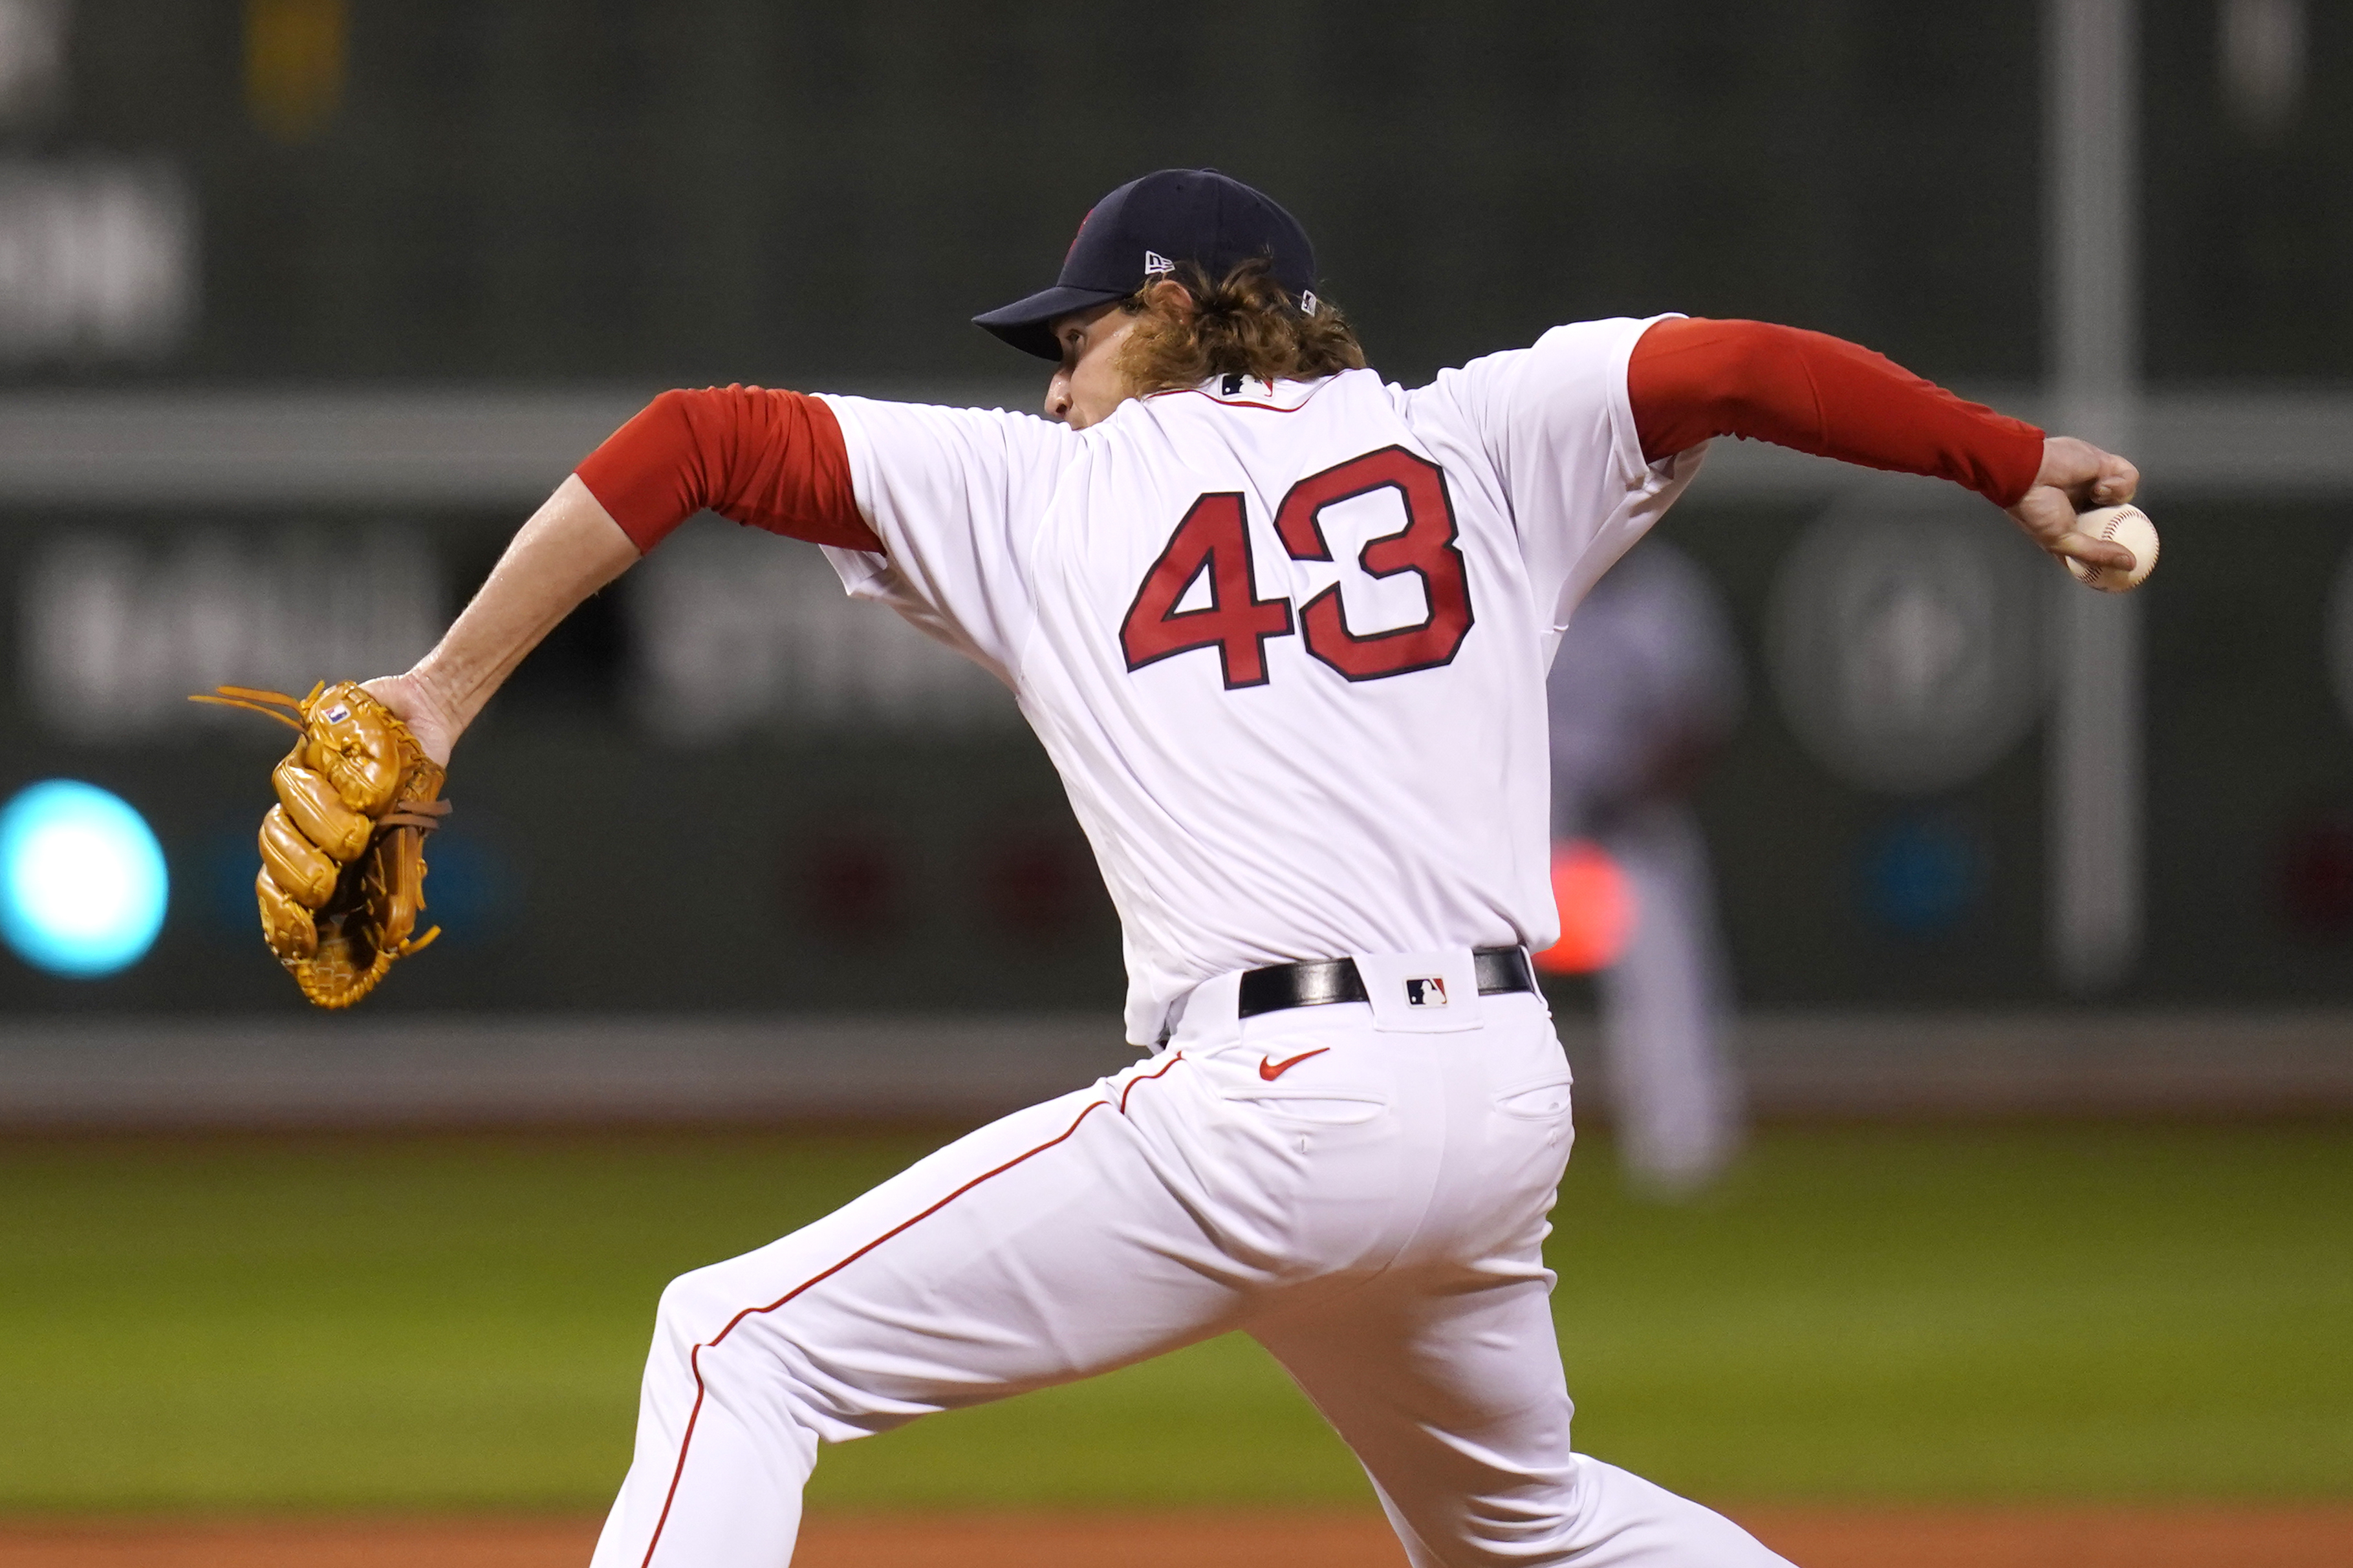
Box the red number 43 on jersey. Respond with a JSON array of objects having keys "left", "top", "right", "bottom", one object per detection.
[{"left": 1120, "top": 446, "right": 1476, "bottom": 689}]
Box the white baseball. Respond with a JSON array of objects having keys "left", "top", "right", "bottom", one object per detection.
[{"left": 2064, "top": 503, "right": 2159, "bottom": 592}]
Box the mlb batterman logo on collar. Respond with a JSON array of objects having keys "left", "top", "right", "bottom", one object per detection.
[{"left": 972, "top": 167, "right": 1319, "bottom": 360}]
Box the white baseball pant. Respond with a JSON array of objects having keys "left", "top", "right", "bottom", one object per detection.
[{"left": 589, "top": 966, "right": 1794, "bottom": 1568}]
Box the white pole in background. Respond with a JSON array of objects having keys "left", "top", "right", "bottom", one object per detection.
[
  {"left": 2046, "top": 0, "right": 2143, "bottom": 994},
  {"left": 2042, "top": 0, "right": 2155, "bottom": 992}
]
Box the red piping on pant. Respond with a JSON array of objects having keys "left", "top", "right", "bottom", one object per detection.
[
  {"left": 1119, "top": 1049, "right": 1186, "bottom": 1112},
  {"left": 638, "top": 1056, "right": 1185, "bottom": 1567}
]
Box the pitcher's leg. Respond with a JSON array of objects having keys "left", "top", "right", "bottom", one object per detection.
[
  {"left": 590, "top": 1264, "right": 817, "bottom": 1568},
  {"left": 1253, "top": 1271, "right": 1572, "bottom": 1567},
  {"left": 589, "top": 1257, "right": 825, "bottom": 1568},
  {"left": 1254, "top": 1274, "right": 1792, "bottom": 1567},
  {"left": 594, "top": 1059, "right": 1235, "bottom": 1568},
  {"left": 1546, "top": 1456, "right": 1797, "bottom": 1568}
]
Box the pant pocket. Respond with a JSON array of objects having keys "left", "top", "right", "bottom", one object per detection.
[
  {"left": 1229, "top": 1091, "right": 1388, "bottom": 1127},
  {"left": 1492, "top": 1075, "right": 1574, "bottom": 1122}
]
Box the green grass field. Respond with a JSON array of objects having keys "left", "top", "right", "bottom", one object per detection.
[{"left": 2, "top": 1121, "right": 2347, "bottom": 1514}]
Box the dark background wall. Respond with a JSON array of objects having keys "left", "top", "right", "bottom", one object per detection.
[
  {"left": 31, "top": 0, "right": 2349, "bottom": 391},
  {"left": 41, "top": 0, "right": 2050, "bottom": 388}
]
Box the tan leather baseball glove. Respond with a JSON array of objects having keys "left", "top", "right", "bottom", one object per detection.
[{"left": 191, "top": 680, "right": 451, "bottom": 1008}]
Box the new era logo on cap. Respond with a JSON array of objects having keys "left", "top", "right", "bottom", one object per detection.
[
  {"left": 1144, "top": 250, "right": 1174, "bottom": 275},
  {"left": 1405, "top": 976, "right": 1448, "bottom": 1007}
]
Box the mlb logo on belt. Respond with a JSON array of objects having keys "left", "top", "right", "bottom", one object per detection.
[{"left": 1404, "top": 976, "right": 1448, "bottom": 1007}]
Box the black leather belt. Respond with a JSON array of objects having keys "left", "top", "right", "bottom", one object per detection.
[{"left": 1236, "top": 946, "right": 1537, "bottom": 1020}]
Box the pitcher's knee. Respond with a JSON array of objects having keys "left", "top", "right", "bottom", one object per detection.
[
  {"left": 650, "top": 1265, "right": 834, "bottom": 1450},
  {"left": 652, "top": 1258, "right": 779, "bottom": 1363},
  {"left": 653, "top": 1265, "right": 711, "bottom": 1344}
]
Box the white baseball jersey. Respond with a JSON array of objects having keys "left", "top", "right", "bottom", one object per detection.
[{"left": 819, "top": 315, "right": 1703, "bottom": 1043}]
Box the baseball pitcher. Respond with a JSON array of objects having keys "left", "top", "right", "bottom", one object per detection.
[{"left": 309, "top": 169, "right": 2137, "bottom": 1565}]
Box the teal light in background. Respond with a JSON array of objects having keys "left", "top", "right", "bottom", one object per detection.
[{"left": 0, "top": 780, "right": 169, "bottom": 977}]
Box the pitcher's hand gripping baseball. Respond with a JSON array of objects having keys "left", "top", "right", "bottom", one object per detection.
[
  {"left": 191, "top": 680, "right": 451, "bottom": 1008},
  {"left": 2004, "top": 435, "right": 2153, "bottom": 586}
]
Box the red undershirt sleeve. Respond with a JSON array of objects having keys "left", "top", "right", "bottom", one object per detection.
[
  {"left": 1626, "top": 317, "right": 2046, "bottom": 509},
  {"left": 573, "top": 385, "right": 879, "bottom": 555}
]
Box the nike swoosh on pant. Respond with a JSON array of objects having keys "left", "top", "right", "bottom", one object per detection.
[{"left": 1258, "top": 1047, "right": 1330, "bottom": 1082}]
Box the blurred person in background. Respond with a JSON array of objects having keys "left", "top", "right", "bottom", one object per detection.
[{"left": 1544, "top": 540, "right": 1746, "bottom": 1196}]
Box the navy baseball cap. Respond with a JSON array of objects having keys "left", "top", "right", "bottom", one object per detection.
[{"left": 973, "top": 168, "right": 1317, "bottom": 360}]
